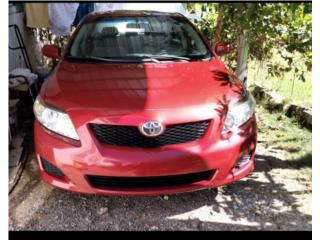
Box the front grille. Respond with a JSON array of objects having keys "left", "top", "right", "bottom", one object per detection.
[
  {"left": 89, "top": 120, "right": 210, "bottom": 148},
  {"left": 40, "top": 157, "right": 64, "bottom": 178},
  {"left": 87, "top": 170, "right": 214, "bottom": 189}
]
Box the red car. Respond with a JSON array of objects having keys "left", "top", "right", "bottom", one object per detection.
[{"left": 34, "top": 11, "right": 257, "bottom": 196}]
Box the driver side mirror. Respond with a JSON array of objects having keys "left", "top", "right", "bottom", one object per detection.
[
  {"left": 213, "top": 42, "right": 233, "bottom": 56},
  {"left": 42, "top": 44, "right": 60, "bottom": 59}
]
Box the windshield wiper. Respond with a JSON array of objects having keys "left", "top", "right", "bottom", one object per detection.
[
  {"left": 151, "top": 54, "right": 190, "bottom": 61},
  {"left": 65, "top": 54, "right": 190, "bottom": 63},
  {"left": 127, "top": 54, "right": 190, "bottom": 62},
  {"left": 64, "top": 55, "right": 142, "bottom": 63}
]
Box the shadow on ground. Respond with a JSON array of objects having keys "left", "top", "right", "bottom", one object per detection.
[{"left": 9, "top": 148, "right": 311, "bottom": 231}]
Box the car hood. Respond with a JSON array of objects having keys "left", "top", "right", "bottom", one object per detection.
[{"left": 43, "top": 59, "right": 244, "bottom": 113}]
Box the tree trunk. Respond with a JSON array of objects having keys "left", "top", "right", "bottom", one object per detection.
[
  {"left": 235, "top": 30, "right": 249, "bottom": 87},
  {"left": 213, "top": 11, "right": 223, "bottom": 44}
]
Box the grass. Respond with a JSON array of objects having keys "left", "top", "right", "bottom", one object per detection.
[
  {"left": 256, "top": 104, "right": 312, "bottom": 174},
  {"left": 248, "top": 50, "right": 312, "bottom": 106},
  {"left": 246, "top": 49, "right": 312, "bottom": 176}
]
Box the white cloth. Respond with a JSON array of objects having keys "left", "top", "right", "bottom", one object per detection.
[
  {"left": 111, "top": 3, "right": 186, "bottom": 14},
  {"left": 96, "top": 3, "right": 200, "bottom": 19},
  {"left": 93, "top": 3, "right": 186, "bottom": 15},
  {"left": 9, "top": 68, "right": 38, "bottom": 87},
  {"left": 48, "top": 3, "right": 79, "bottom": 37},
  {"left": 94, "top": 3, "right": 114, "bottom": 12}
]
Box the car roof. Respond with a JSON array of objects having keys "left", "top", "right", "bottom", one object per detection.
[{"left": 83, "top": 10, "right": 184, "bottom": 23}]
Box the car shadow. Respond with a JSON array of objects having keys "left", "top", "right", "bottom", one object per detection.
[{"left": 9, "top": 148, "right": 311, "bottom": 231}]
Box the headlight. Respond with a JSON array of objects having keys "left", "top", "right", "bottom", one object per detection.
[
  {"left": 222, "top": 93, "right": 255, "bottom": 133},
  {"left": 33, "top": 96, "right": 80, "bottom": 141}
]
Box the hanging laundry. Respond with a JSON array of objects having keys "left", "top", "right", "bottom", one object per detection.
[
  {"left": 48, "top": 3, "right": 78, "bottom": 37},
  {"left": 25, "top": 3, "right": 50, "bottom": 28},
  {"left": 109, "top": 3, "right": 187, "bottom": 14},
  {"left": 94, "top": 3, "right": 190, "bottom": 19},
  {"left": 73, "top": 2, "right": 94, "bottom": 26}
]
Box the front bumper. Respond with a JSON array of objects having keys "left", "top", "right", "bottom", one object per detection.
[{"left": 34, "top": 117, "right": 257, "bottom": 196}]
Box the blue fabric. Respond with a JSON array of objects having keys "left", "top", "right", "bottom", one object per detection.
[{"left": 73, "top": 3, "right": 94, "bottom": 26}]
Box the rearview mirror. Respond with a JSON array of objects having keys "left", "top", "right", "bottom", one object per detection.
[
  {"left": 42, "top": 45, "right": 60, "bottom": 59},
  {"left": 213, "top": 42, "right": 232, "bottom": 56}
]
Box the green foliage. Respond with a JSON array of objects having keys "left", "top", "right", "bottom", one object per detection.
[
  {"left": 187, "top": 3, "right": 312, "bottom": 73},
  {"left": 255, "top": 104, "right": 311, "bottom": 171},
  {"left": 248, "top": 50, "right": 311, "bottom": 104},
  {"left": 32, "top": 28, "right": 69, "bottom": 48},
  {"left": 186, "top": 3, "right": 219, "bottom": 42}
]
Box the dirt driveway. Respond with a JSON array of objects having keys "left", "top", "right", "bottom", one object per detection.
[{"left": 9, "top": 106, "right": 312, "bottom": 230}]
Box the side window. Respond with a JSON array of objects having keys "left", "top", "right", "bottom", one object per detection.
[
  {"left": 70, "top": 26, "right": 85, "bottom": 56},
  {"left": 181, "top": 23, "right": 207, "bottom": 55},
  {"left": 70, "top": 24, "right": 95, "bottom": 56}
]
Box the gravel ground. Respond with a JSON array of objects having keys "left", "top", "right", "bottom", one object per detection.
[{"left": 9, "top": 109, "right": 312, "bottom": 231}]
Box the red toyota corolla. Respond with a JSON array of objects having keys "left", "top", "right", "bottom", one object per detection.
[{"left": 33, "top": 11, "right": 257, "bottom": 196}]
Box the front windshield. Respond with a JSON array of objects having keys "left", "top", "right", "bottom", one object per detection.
[{"left": 67, "top": 15, "right": 212, "bottom": 61}]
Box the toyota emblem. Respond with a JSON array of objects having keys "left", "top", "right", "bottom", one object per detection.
[{"left": 140, "top": 121, "right": 164, "bottom": 137}]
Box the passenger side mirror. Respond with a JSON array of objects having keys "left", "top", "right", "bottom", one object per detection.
[
  {"left": 42, "top": 45, "right": 60, "bottom": 59},
  {"left": 213, "top": 42, "right": 233, "bottom": 56}
]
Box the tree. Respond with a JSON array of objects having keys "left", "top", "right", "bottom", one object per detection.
[{"left": 187, "top": 3, "right": 312, "bottom": 76}]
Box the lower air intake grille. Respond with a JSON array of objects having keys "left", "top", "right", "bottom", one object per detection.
[
  {"left": 86, "top": 170, "right": 214, "bottom": 189},
  {"left": 40, "top": 157, "right": 64, "bottom": 178},
  {"left": 89, "top": 120, "right": 210, "bottom": 148}
]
